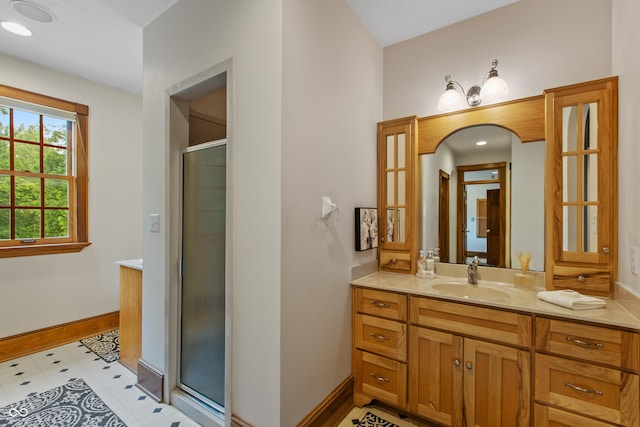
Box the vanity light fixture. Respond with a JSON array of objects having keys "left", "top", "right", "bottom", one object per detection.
[{"left": 437, "top": 59, "right": 509, "bottom": 111}]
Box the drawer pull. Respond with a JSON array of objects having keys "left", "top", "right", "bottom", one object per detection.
[
  {"left": 370, "top": 373, "right": 390, "bottom": 383},
  {"left": 371, "top": 300, "right": 391, "bottom": 309},
  {"left": 564, "top": 381, "right": 603, "bottom": 396},
  {"left": 565, "top": 336, "right": 604, "bottom": 349},
  {"left": 370, "top": 333, "right": 390, "bottom": 341}
]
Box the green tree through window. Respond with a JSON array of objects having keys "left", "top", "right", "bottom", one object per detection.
[
  {"left": 0, "top": 86, "right": 89, "bottom": 258},
  {"left": 0, "top": 106, "right": 71, "bottom": 241}
]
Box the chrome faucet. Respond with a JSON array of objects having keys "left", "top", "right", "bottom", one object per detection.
[{"left": 468, "top": 256, "right": 479, "bottom": 284}]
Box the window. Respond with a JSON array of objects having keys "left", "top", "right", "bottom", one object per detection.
[{"left": 0, "top": 84, "right": 89, "bottom": 257}]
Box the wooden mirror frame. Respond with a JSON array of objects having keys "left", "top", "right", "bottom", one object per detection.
[{"left": 416, "top": 95, "right": 545, "bottom": 155}]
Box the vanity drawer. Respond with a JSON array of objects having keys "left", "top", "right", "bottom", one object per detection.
[
  {"left": 552, "top": 267, "right": 610, "bottom": 296},
  {"left": 536, "top": 317, "right": 639, "bottom": 371},
  {"left": 355, "top": 350, "right": 407, "bottom": 409},
  {"left": 354, "top": 287, "right": 407, "bottom": 321},
  {"left": 379, "top": 250, "right": 411, "bottom": 272},
  {"left": 535, "top": 404, "right": 617, "bottom": 427},
  {"left": 409, "top": 296, "right": 532, "bottom": 348},
  {"left": 355, "top": 314, "right": 406, "bottom": 361},
  {"left": 535, "top": 354, "right": 639, "bottom": 426}
]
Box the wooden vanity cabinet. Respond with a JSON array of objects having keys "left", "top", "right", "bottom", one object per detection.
[
  {"left": 544, "top": 77, "right": 618, "bottom": 296},
  {"left": 377, "top": 117, "right": 419, "bottom": 274},
  {"left": 408, "top": 297, "right": 532, "bottom": 426},
  {"left": 353, "top": 287, "right": 408, "bottom": 408},
  {"left": 535, "top": 317, "right": 640, "bottom": 426}
]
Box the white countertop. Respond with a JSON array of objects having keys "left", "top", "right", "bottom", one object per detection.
[
  {"left": 116, "top": 258, "right": 143, "bottom": 271},
  {"left": 351, "top": 271, "right": 640, "bottom": 330}
]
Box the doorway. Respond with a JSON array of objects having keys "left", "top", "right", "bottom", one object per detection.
[
  {"left": 438, "top": 170, "right": 450, "bottom": 262},
  {"left": 167, "top": 60, "right": 232, "bottom": 427},
  {"left": 456, "top": 163, "right": 506, "bottom": 267}
]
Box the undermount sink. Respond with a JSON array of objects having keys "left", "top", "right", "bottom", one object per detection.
[{"left": 431, "top": 283, "right": 511, "bottom": 302}]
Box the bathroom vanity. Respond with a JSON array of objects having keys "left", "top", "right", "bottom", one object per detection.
[
  {"left": 357, "top": 76, "right": 635, "bottom": 426},
  {"left": 116, "top": 259, "right": 143, "bottom": 373},
  {"left": 351, "top": 272, "right": 640, "bottom": 426}
]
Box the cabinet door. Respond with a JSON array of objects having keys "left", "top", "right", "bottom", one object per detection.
[
  {"left": 377, "top": 117, "right": 418, "bottom": 273},
  {"left": 409, "top": 326, "right": 463, "bottom": 426},
  {"left": 463, "top": 339, "right": 531, "bottom": 427},
  {"left": 545, "top": 77, "right": 618, "bottom": 296}
]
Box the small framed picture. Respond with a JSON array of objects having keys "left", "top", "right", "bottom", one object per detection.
[{"left": 355, "top": 208, "right": 378, "bottom": 251}]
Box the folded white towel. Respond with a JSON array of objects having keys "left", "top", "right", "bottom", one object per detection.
[{"left": 537, "top": 289, "right": 606, "bottom": 310}]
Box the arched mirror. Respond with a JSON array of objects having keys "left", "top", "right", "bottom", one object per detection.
[{"left": 420, "top": 125, "right": 545, "bottom": 271}]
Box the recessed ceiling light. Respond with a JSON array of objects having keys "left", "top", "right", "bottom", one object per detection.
[
  {"left": 0, "top": 21, "right": 32, "bottom": 36},
  {"left": 476, "top": 140, "right": 487, "bottom": 146},
  {"left": 10, "top": 1, "right": 55, "bottom": 23}
]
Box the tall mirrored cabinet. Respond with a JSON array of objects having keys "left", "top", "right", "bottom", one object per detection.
[
  {"left": 545, "top": 77, "right": 618, "bottom": 296},
  {"left": 377, "top": 116, "right": 419, "bottom": 273}
]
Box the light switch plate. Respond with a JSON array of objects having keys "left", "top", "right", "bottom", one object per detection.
[{"left": 150, "top": 214, "right": 160, "bottom": 233}]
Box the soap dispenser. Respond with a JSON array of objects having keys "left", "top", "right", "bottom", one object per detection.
[
  {"left": 425, "top": 249, "right": 436, "bottom": 278},
  {"left": 416, "top": 250, "right": 427, "bottom": 278}
]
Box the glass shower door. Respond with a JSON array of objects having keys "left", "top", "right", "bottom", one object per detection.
[{"left": 180, "top": 141, "right": 226, "bottom": 411}]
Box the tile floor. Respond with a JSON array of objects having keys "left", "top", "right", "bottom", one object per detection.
[
  {"left": 0, "top": 341, "right": 199, "bottom": 427},
  {"left": 0, "top": 340, "right": 434, "bottom": 427}
]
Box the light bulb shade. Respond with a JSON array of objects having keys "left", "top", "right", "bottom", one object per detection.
[
  {"left": 438, "top": 88, "right": 464, "bottom": 111},
  {"left": 480, "top": 76, "right": 508, "bottom": 103}
]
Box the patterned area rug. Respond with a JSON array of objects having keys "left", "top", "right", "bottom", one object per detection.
[
  {"left": 358, "top": 411, "right": 400, "bottom": 427},
  {"left": 0, "top": 378, "right": 126, "bottom": 426},
  {"left": 80, "top": 329, "right": 120, "bottom": 363}
]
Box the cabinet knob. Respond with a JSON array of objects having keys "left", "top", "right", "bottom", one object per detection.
[
  {"left": 380, "top": 237, "right": 385, "bottom": 243},
  {"left": 466, "top": 362, "right": 472, "bottom": 370},
  {"left": 390, "top": 258, "right": 397, "bottom": 264},
  {"left": 453, "top": 359, "right": 460, "bottom": 366},
  {"left": 578, "top": 275, "right": 585, "bottom": 282},
  {"left": 602, "top": 247, "right": 610, "bottom": 254}
]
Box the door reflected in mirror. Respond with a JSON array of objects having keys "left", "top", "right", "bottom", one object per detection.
[{"left": 421, "top": 125, "right": 545, "bottom": 271}]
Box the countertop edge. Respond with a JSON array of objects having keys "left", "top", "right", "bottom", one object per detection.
[
  {"left": 116, "top": 258, "right": 143, "bottom": 271},
  {"left": 351, "top": 271, "right": 640, "bottom": 330}
]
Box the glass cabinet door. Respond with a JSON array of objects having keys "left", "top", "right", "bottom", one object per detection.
[
  {"left": 557, "top": 93, "right": 611, "bottom": 266},
  {"left": 383, "top": 130, "right": 407, "bottom": 245}
]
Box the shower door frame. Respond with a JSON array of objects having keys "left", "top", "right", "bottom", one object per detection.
[{"left": 178, "top": 139, "right": 228, "bottom": 415}]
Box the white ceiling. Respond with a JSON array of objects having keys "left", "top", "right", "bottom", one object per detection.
[
  {"left": 0, "top": 0, "right": 518, "bottom": 95},
  {"left": 345, "top": 0, "right": 518, "bottom": 47}
]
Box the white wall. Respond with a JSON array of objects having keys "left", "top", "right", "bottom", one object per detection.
[
  {"left": 511, "top": 139, "right": 545, "bottom": 271},
  {"left": 0, "top": 53, "right": 142, "bottom": 338},
  {"left": 383, "top": 0, "right": 612, "bottom": 119},
  {"left": 613, "top": 0, "right": 640, "bottom": 295},
  {"left": 281, "top": 0, "right": 381, "bottom": 424},
  {"left": 143, "top": 0, "right": 283, "bottom": 425}
]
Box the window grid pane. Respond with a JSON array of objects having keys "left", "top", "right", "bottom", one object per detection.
[{"left": 0, "top": 102, "right": 75, "bottom": 243}]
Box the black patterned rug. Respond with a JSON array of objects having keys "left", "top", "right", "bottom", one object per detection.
[
  {"left": 357, "top": 411, "right": 399, "bottom": 427},
  {"left": 80, "top": 329, "right": 120, "bottom": 363},
  {"left": 0, "top": 378, "right": 126, "bottom": 426}
]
